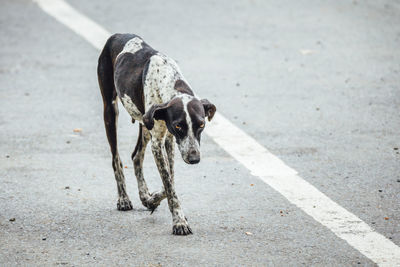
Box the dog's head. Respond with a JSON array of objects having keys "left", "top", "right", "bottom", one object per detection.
[{"left": 143, "top": 95, "right": 216, "bottom": 164}]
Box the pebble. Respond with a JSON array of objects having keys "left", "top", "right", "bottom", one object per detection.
[{"left": 9, "top": 218, "right": 15, "bottom": 222}]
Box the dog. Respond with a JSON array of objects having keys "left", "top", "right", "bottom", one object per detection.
[{"left": 97, "top": 33, "right": 216, "bottom": 235}]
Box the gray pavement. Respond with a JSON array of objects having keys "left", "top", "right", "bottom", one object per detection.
[{"left": 1, "top": 0, "right": 399, "bottom": 266}]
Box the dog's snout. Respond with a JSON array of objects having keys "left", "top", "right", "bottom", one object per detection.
[{"left": 187, "top": 148, "right": 200, "bottom": 164}]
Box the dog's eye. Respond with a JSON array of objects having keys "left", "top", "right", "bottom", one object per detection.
[
  {"left": 175, "top": 125, "right": 181, "bottom": 130},
  {"left": 199, "top": 123, "right": 205, "bottom": 128}
]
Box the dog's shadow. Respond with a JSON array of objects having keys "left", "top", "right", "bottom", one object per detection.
[{"left": 131, "top": 207, "right": 149, "bottom": 212}]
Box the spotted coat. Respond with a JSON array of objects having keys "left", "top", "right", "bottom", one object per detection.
[{"left": 97, "top": 33, "right": 216, "bottom": 235}]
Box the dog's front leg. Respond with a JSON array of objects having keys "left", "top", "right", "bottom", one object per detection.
[
  {"left": 165, "top": 132, "right": 175, "bottom": 183},
  {"left": 132, "top": 125, "right": 166, "bottom": 212},
  {"left": 151, "top": 136, "right": 192, "bottom": 235}
]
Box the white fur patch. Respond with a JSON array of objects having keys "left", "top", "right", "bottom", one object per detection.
[
  {"left": 177, "top": 94, "right": 200, "bottom": 162},
  {"left": 116, "top": 37, "right": 143, "bottom": 59},
  {"left": 143, "top": 53, "right": 188, "bottom": 111},
  {"left": 120, "top": 94, "right": 143, "bottom": 121}
]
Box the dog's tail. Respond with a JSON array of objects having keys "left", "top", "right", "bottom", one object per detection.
[
  {"left": 97, "top": 37, "right": 115, "bottom": 103},
  {"left": 131, "top": 124, "right": 143, "bottom": 160}
]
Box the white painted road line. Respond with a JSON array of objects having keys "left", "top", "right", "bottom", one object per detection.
[
  {"left": 34, "top": 0, "right": 108, "bottom": 50},
  {"left": 33, "top": 0, "right": 400, "bottom": 265},
  {"left": 209, "top": 115, "right": 400, "bottom": 266}
]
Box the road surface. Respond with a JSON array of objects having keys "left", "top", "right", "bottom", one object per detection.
[{"left": 1, "top": 0, "right": 399, "bottom": 265}]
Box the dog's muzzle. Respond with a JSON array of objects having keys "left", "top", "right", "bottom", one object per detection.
[
  {"left": 187, "top": 148, "right": 200, "bottom": 164},
  {"left": 178, "top": 137, "right": 201, "bottom": 164}
]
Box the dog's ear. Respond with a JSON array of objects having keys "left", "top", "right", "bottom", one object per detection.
[
  {"left": 142, "top": 102, "right": 169, "bottom": 130},
  {"left": 201, "top": 99, "right": 216, "bottom": 121}
]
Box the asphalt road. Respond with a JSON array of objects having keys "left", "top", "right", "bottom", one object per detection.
[{"left": 1, "top": 0, "right": 400, "bottom": 266}]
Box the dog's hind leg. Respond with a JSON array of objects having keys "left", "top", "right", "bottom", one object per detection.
[
  {"left": 132, "top": 124, "right": 166, "bottom": 212},
  {"left": 98, "top": 44, "right": 132, "bottom": 211}
]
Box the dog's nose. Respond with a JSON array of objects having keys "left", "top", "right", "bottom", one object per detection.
[{"left": 187, "top": 148, "right": 200, "bottom": 164}]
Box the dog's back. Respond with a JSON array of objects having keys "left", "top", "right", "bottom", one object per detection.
[{"left": 98, "top": 33, "right": 158, "bottom": 116}]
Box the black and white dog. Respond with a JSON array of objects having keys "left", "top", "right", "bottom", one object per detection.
[{"left": 97, "top": 34, "right": 216, "bottom": 235}]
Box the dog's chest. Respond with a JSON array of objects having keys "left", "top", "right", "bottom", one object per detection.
[
  {"left": 143, "top": 54, "right": 183, "bottom": 110},
  {"left": 115, "top": 37, "right": 184, "bottom": 122}
]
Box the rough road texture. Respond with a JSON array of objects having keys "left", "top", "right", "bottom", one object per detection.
[{"left": 1, "top": 0, "right": 399, "bottom": 265}]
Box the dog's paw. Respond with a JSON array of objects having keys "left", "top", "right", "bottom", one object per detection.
[
  {"left": 117, "top": 197, "right": 133, "bottom": 211},
  {"left": 147, "top": 201, "right": 161, "bottom": 214},
  {"left": 143, "top": 190, "right": 166, "bottom": 214},
  {"left": 172, "top": 221, "right": 193, "bottom": 235}
]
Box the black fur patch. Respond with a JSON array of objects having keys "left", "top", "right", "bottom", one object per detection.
[
  {"left": 174, "top": 80, "right": 194, "bottom": 96},
  {"left": 114, "top": 43, "right": 157, "bottom": 113}
]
